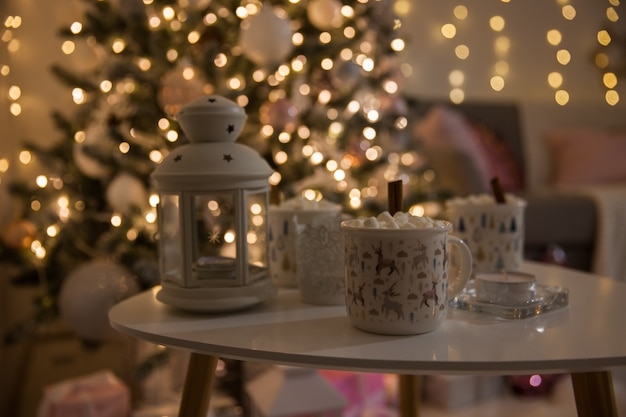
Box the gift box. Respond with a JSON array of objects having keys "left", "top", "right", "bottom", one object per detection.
[
  {"left": 422, "top": 375, "right": 505, "bottom": 409},
  {"left": 37, "top": 370, "right": 130, "bottom": 417},
  {"left": 319, "top": 371, "right": 387, "bottom": 417},
  {"left": 245, "top": 366, "right": 347, "bottom": 417}
]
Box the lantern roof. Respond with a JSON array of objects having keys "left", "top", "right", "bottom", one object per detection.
[{"left": 152, "top": 95, "right": 273, "bottom": 190}]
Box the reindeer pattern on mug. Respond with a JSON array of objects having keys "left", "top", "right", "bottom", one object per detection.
[{"left": 345, "top": 233, "right": 450, "bottom": 328}]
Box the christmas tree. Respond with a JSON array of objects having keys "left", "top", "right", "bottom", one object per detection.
[{"left": 1, "top": 0, "right": 427, "bottom": 342}]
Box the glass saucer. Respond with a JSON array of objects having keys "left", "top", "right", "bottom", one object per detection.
[{"left": 449, "top": 280, "right": 569, "bottom": 319}]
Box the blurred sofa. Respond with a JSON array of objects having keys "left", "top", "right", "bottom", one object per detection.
[{"left": 406, "top": 98, "right": 598, "bottom": 272}]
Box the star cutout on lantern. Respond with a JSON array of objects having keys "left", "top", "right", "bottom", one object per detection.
[
  {"left": 208, "top": 98, "right": 216, "bottom": 103},
  {"left": 223, "top": 154, "right": 233, "bottom": 162},
  {"left": 174, "top": 154, "right": 183, "bottom": 162},
  {"left": 227, "top": 124, "right": 235, "bottom": 133},
  {"left": 208, "top": 228, "right": 221, "bottom": 244}
]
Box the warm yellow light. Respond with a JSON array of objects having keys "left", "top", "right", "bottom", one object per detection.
[
  {"left": 47, "top": 225, "right": 59, "bottom": 237},
  {"left": 111, "top": 214, "right": 122, "bottom": 227},
  {"left": 555, "top": 90, "right": 569, "bottom": 106},
  {"left": 269, "top": 171, "right": 282, "bottom": 186},
  {"left": 118, "top": 142, "right": 131, "bottom": 154},
  {"left": 495, "top": 36, "right": 510, "bottom": 54},
  {"left": 391, "top": 38, "right": 405, "bottom": 52},
  {"left": 547, "top": 29, "right": 562, "bottom": 46},
  {"left": 453, "top": 5, "right": 468, "bottom": 20},
  {"left": 562, "top": 5, "right": 576, "bottom": 20},
  {"left": 366, "top": 109, "right": 380, "bottom": 122},
  {"left": 19, "top": 150, "right": 31, "bottom": 164},
  {"left": 166, "top": 49, "right": 178, "bottom": 61},
  {"left": 495, "top": 60, "right": 509, "bottom": 75},
  {"left": 365, "top": 147, "right": 380, "bottom": 161},
  {"left": 556, "top": 49, "right": 571, "bottom": 65},
  {"left": 165, "top": 130, "right": 178, "bottom": 143},
  {"left": 8, "top": 85, "right": 20, "bottom": 100},
  {"left": 490, "top": 76, "right": 505, "bottom": 92},
  {"left": 111, "top": 38, "right": 126, "bottom": 53},
  {"left": 148, "top": 16, "right": 161, "bottom": 28},
  {"left": 449, "top": 70, "right": 464, "bottom": 86},
  {"left": 607, "top": 7, "right": 619, "bottom": 22},
  {"left": 394, "top": 0, "right": 411, "bottom": 16},
  {"left": 162, "top": 6, "right": 175, "bottom": 20},
  {"left": 61, "top": 40, "right": 75, "bottom": 54},
  {"left": 310, "top": 152, "right": 324, "bottom": 165},
  {"left": 595, "top": 52, "right": 610, "bottom": 69},
  {"left": 7, "top": 38, "right": 20, "bottom": 53},
  {"left": 603, "top": 72, "right": 618, "bottom": 89},
  {"left": 333, "top": 169, "right": 346, "bottom": 181},
  {"left": 449, "top": 88, "right": 464, "bottom": 104},
  {"left": 149, "top": 150, "right": 163, "bottom": 163},
  {"left": 70, "top": 21, "right": 82, "bottom": 34},
  {"left": 274, "top": 151, "right": 288, "bottom": 165},
  {"left": 145, "top": 212, "right": 157, "bottom": 224},
  {"left": 597, "top": 30, "right": 611, "bottom": 46},
  {"left": 455, "top": 44, "right": 470, "bottom": 59},
  {"left": 489, "top": 16, "right": 505, "bottom": 32},
  {"left": 605, "top": 90, "right": 620, "bottom": 106},
  {"left": 383, "top": 80, "right": 399, "bottom": 94},
  {"left": 548, "top": 72, "right": 563, "bottom": 88},
  {"left": 137, "top": 58, "right": 151, "bottom": 71},
  {"left": 98, "top": 82, "right": 114, "bottom": 96},
  {"left": 362, "top": 58, "right": 374, "bottom": 72},
  {"left": 441, "top": 23, "right": 457, "bottom": 39}
]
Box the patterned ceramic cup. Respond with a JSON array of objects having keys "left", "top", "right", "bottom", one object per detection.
[
  {"left": 341, "top": 213, "right": 472, "bottom": 335},
  {"left": 268, "top": 198, "right": 342, "bottom": 288},
  {"left": 445, "top": 194, "right": 527, "bottom": 275},
  {"left": 295, "top": 212, "right": 345, "bottom": 305}
]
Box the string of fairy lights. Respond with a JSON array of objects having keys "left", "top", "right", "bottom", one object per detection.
[
  {"left": 1, "top": 1, "right": 623, "bottom": 265},
  {"left": 434, "top": 0, "right": 621, "bottom": 106}
]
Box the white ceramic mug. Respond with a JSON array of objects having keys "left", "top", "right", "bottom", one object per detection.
[
  {"left": 295, "top": 212, "right": 345, "bottom": 305},
  {"left": 342, "top": 218, "right": 472, "bottom": 335},
  {"left": 268, "top": 199, "right": 342, "bottom": 288},
  {"left": 446, "top": 195, "right": 527, "bottom": 275}
]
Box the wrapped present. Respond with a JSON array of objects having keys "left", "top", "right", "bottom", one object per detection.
[
  {"left": 319, "top": 371, "right": 387, "bottom": 417},
  {"left": 37, "top": 370, "right": 130, "bottom": 417},
  {"left": 423, "top": 375, "right": 505, "bottom": 409},
  {"left": 245, "top": 366, "right": 347, "bottom": 417}
]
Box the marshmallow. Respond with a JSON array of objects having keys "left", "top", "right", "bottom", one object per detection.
[{"left": 344, "top": 212, "right": 447, "bottom": 230}]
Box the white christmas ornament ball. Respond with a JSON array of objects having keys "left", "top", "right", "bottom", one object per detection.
[
  {"left": 106, "top": 172, "right": 148, "bottom": 214},
  {"left": 307, "top": 0, "right": 344, "bottom": 30},
  {"left": 73, "top": 125, "right": 112, "bottom": 179},
  {"left": 239, "top": 7, "right": 294, "bottom": 66},
  {"left": 59, "top": 260, "right": 140, "bottom": 340}
]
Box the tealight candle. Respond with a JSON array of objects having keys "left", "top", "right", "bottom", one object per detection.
[{"left": 475, "top": 271, "right": 537, "bottom": 305}]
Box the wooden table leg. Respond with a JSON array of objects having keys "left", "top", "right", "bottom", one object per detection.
[
  {"left": 398, "top": 374, "right": 421, "bottom": 417},
  {"left": 179, "top": 353, "right": 219, "bottom": 417},
  {"left": 571, "top": 371, "right": 618, "bottom": 417}
]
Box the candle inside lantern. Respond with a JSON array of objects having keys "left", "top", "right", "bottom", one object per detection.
[{"left": 475, "top": 271, "right": 537, "bottom": 305}]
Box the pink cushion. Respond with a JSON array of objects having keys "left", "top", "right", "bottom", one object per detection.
[
  {"left": 546, "top": 129, "right": 626, "bottom": 185},
  {"left": 414, "top": 105, "right": 523, "bottom": 192}
]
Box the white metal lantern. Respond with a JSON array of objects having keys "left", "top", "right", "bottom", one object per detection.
[{"left": 152, "top": 95, "right": 276, "bottom": 312}]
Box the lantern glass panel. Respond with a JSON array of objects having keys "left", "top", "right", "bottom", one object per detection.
[
  {"left": 193, "top": 193, "right": 237, "bottom": 282},
  {"left": 246, "top": 190, "right": 269, "bottom": 281},
  {"left": 159, "top": 193, "right": 183, "bottom": 285}
]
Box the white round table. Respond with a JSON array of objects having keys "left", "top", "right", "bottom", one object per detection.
[{"left": 110, "top": 262, "right": 626, "bottom": 417}]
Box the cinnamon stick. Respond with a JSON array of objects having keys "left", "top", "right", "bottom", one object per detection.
[
  {"left": 490, "top": 177, "right": 506, "bottom": 204},
  {"left": 388, "top": 180, "right": 403, "bottom": 214}
]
